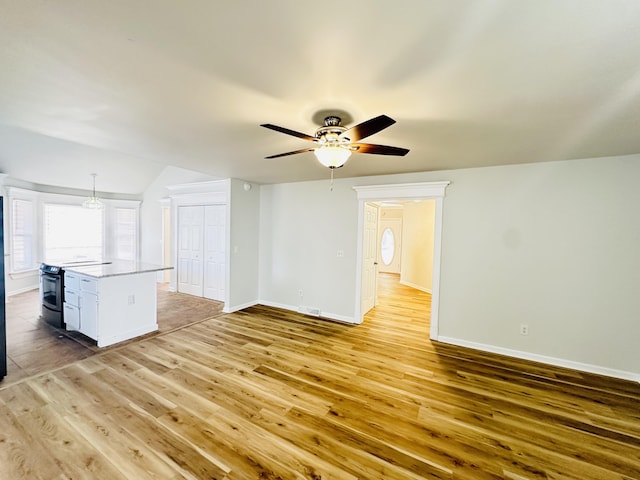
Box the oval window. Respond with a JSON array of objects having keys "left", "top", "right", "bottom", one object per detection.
[{"left": 380, "top": 228, "right": 395, "bottom": 265}]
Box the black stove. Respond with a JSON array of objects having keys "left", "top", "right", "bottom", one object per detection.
[
  {"left": 39, "top": 260, "right": 111, "bottom": 328},
  {"left": 39, "top": 263, "right": 65, "bottom": 328}
]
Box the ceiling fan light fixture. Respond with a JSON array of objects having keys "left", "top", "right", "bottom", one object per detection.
[{"left": 314, "top": 145, "right": 352, "bottom": 169}]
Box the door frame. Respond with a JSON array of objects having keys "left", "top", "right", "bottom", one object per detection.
[
  {"left": 353, "top": 181, "right": 450, "bottom": 339},
  {"left": 167, "top": 180, "right": 230, "bottom": 307}
]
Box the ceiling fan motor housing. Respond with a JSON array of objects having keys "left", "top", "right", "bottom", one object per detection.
[
  {"left": 323, "top": 115, "right": 342, "bottom": 127},
  {"left": 316, "top": 116, "right": 350, "bottom": 145}
]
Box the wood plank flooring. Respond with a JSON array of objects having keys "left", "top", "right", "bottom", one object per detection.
[
  {"left": 1, "top": 273, "right": 639, "bottom": 479},
  {"left": 3, "top": 285, "right": 224, "bottom": 386}
]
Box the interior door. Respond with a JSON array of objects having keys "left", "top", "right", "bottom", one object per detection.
[
  {"left": 203, "top": 205, "right": 226, "bottom": 301},
  {"left": 361, "top": 202, "right": 379, "bottom": 315},
  {"left": 177, "top": 205, "right": 204, "bottom": 296}
]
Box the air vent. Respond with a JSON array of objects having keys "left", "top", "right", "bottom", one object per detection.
[{"left": 297, "top": 306, "right": 321, "bottom": 317}]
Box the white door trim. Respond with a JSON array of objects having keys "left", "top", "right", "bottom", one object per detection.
[
  {"left": 169, "top": 180, "right": 230, "bottom": 308},
  {"left": 353, "top": 181, "right": 450, "bottom": 339}
]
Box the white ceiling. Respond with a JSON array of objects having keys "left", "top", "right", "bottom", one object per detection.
[{"left": 1, "top": 0, "right": 639, "bottom": 195}]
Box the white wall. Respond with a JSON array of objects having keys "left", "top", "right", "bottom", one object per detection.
[
  {"left": 258, "top": 154, "right": 640, "bottom": 380},
  {"left": 400, "top": 200, "right": 435, "bottom": 292},
  {"left": 140, "top": 166, "right": 219, "bottom": 266},
  {"left": 436, "top": 156, "right": 640, "bottom": 380},
  {"left": 227, "top": 179, "right": 260, "bottom": 311},
  {"left": 259, "top": 179, "right": 358, "bottom": 321}
]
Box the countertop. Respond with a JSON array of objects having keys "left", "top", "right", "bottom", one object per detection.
[{"left": 63, "top": 260, "right": 173, "bottom": 279}]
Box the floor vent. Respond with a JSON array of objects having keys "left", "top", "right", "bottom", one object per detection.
[{"left": 298, "top": 306, "right": 321, "bottom": 317}]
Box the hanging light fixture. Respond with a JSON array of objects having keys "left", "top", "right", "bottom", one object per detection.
[
  {"left": 313, "top": 117, "right": 353, "bottom": 169},
  {"left": 82, "top": 173, "right": 104, "bottom": 210},
  {"left": 314, "top": 145, "right": 352, "bottom": 169}
]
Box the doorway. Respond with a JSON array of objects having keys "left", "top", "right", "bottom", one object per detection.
[
  {"left": 353, "top": 181, "right": 450, "bottom": 339},
  {"left": 366, "top": 200, "right": 436, "bottom": 314}
]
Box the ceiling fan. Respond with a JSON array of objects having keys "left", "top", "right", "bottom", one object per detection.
[{"left": 260, "top": 114, "right": 409, "bottom": 169}]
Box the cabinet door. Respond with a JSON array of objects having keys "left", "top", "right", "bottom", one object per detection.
[
  {"left": 79, "top": 292, "right": 99, "bottom": 340},
  {"left": 64, "top": 304, "right": 80, "bottom": 331}
]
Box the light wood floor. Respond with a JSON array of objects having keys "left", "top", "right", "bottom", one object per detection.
[
  {"left": 3, "top": 285, "right": 224, "bottom": 386},
  {"left": 1, "top": 274, "right": 639, "bottom": 479}
]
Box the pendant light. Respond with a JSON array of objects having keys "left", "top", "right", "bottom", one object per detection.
[{"left": 82, "top": 173, "right": 104, "bottom": 210}]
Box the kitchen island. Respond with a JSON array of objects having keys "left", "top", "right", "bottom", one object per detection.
[{"left": 63, "top": 260, "right": 172, "bottom": 347}]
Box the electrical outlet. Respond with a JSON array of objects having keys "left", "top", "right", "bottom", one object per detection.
[
  {"left": 337, "top": 250, "right": 344, "bottom": 258},
  {"left": 520, "top": 324, "right": 529, "bottom": 336}
]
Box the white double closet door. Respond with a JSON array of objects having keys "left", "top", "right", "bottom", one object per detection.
[{"left": 177, "top": 205, "right": 226, "bottom": 302}]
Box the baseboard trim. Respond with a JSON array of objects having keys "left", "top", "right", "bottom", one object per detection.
[
  {"left": 98, "top": 324, "right": 158, "bottom": 348},
  {"left": 7, "top": 286, "right": 39, "bottom": 297},
  {"left": 258, "top": 300, "right": 358, "bottom": 324},
  {"left": 223, "top": 300, "right": 259, "bottom": 314},
  {"left": 399, "top": 280, "right": 432, "bottom": 294},
  {"left": 437, "top": 336, "right": 639, "bottom": 383}
]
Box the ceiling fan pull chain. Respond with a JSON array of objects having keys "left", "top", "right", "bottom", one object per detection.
[{"left": 330, "top": 168, "right": 334, "bottom": 191}]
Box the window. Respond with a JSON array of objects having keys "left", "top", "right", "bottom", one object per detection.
[
  {"left": 7, "top": 187, "right": 140, "bottom": 274},
  {"left": 380, "top": 228, "right": 395, "bottom": 265},
  {"left": 114, "top": 207, "right": 137, "bottom": 260},
  {"left": 11, "top": 198, "right": 35, "bottom": 272},
  {"left": 43, "top": 204, "right": 104, "bottom": 261}
]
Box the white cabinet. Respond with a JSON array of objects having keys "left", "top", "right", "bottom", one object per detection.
[
  {"left": 80, "top": 276, "right": 98, "bottom": 294},
  {"left": 64, "top": 272, "right": 98, "bottom": 339},
  {"left": 79, "top": 292, "right": 98, "bottom": 339},
  {"left": 64, "top": 272, "right": 82, "bottom": 332},
  {"left": 63, "top": 303, "right": 80, "bottom": 330},
  {"left": 63, "top": 270, "right": 158, "bottom": 347}
]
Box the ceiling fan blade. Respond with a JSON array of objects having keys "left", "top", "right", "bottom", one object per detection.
[
  {"left": 265, "top": 148, "right": 316, "bottom": 159},
  {"left": 342, "top": 114, "right": 396, "bottom": 142},
  {"left": 351, "top": 143, "right": 410, "bottom": 156},
  {"left": 260, "top": 123, "right": 316, "bottom": 142}
]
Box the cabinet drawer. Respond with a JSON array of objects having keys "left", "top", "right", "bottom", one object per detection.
[
  {"left": 80, "top": 277, "right": 98, "bottom": 294},
  {"left": 65, "top": 273, "right": 80, "bottom": 290},
  {"left": 64, "top": 289, "right": 80, "bottom": 307},
  {"left": 64, "top": 304, "right": 80, "bottom": 331}
]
